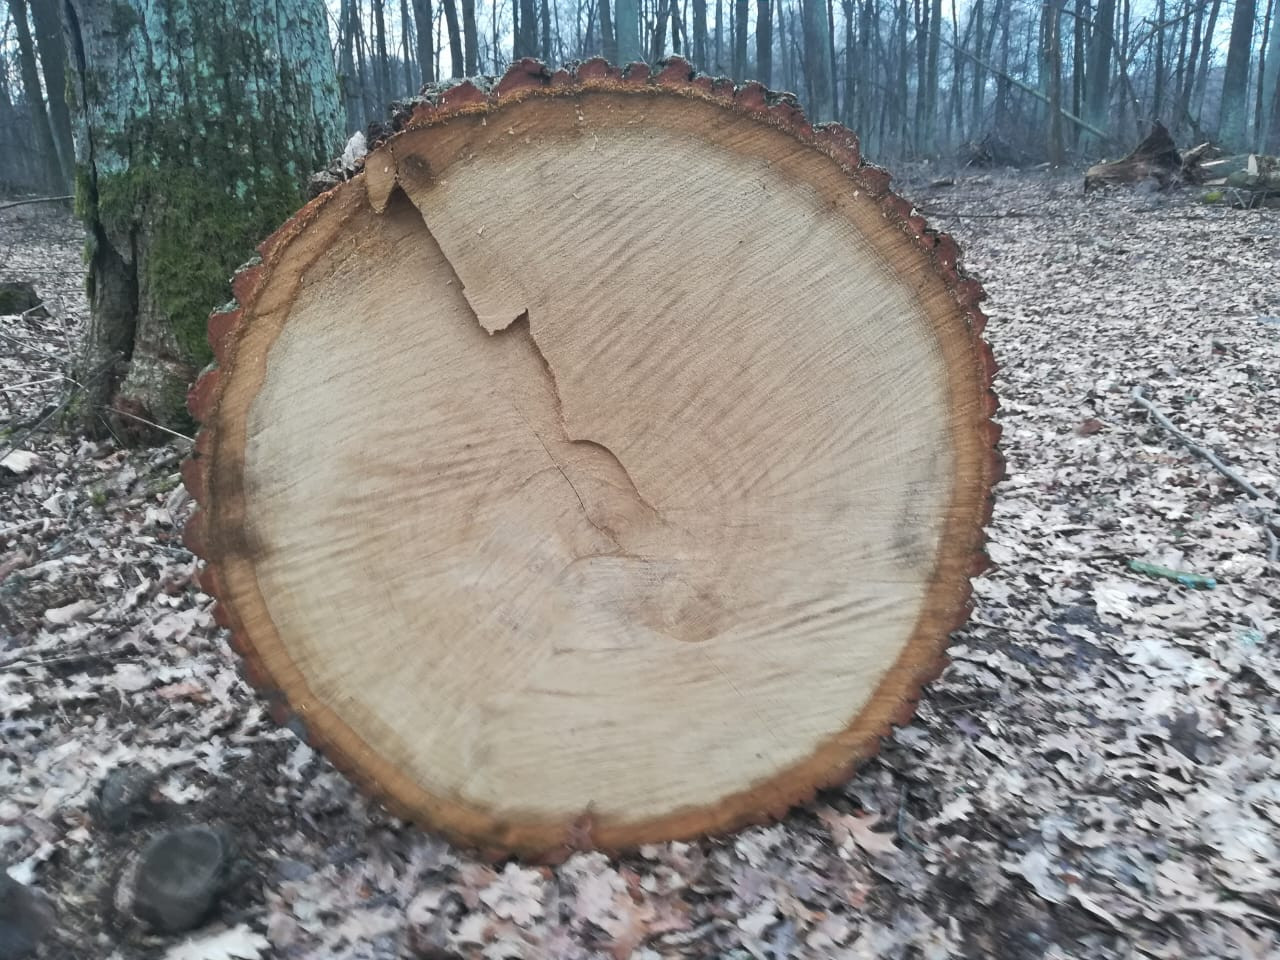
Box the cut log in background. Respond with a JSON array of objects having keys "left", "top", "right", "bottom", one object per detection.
[{"left": 183, "top": 58, "right": 1002, "bottom": 860}]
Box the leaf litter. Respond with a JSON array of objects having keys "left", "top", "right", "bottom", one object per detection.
[{"left": 1, "top": 176, "right": 1277, "bottom": 958}]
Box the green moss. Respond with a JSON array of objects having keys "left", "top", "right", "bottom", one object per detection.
[
  {"left": 92, "top": 156, "right": 301, "bottom": 366},
  {"left": 1200, "top": 190, "right": 1224, "bottom": 203},
  {"left": 89, "top": 486, "right": 108, "bottom": 509}
]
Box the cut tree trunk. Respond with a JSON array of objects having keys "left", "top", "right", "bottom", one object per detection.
[{"left": 183, "top": 58, "right": 1002, "bottom": 860}]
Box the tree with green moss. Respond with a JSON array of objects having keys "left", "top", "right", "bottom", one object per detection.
[{"left": 64, "top": 0, "right": 343, "bottom": 434}]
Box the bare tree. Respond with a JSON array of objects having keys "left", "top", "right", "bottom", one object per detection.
[
  {"left": 1219, "top": 0, "right": 1257, "bottom": 147},
  {"left": 412, "top": 0, "right": 435, "bottom": 85},
  {"left": 756, "top": 0, "right": 772, "bottom": 81},
  {"left": 5, "top": 0, "right": 61, "bottom": 189},
  {"left": 802, "top": 0, "right": 832, "bottom": 118}
]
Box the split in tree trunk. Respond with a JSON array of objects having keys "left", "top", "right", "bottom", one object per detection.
[{"left": 184, "top": 59, "right": 1001, "bottom": 860}]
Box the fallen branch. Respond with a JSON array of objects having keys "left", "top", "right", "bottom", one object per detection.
[
  {"left": 940, "top": 37, "right": 1113, "bottom": 143},
  {"left": 1131, "top": 386, "right": 1279, "bottom": 563},
  {"left": 0, "top": 195, "right": 74, "bottom": 211}
]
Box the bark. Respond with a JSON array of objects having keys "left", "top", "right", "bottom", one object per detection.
[
  {"left": 413, "top": 0, "right": 435, "bottom": 85},
  {"left": 64, "top": 0, "right": 342, "bottom": 435},
  {"left": 28, "top": 0, "right": 74, "bottom": 185},
  {"left": 1219, "top": 0, "right": 1257, "bottom": 148},
  {"left": 6, "top": 0, "right": 61, "bottom": 191},
  {"left": 541, "top": 0, "right": 552, "bottom": 60}
]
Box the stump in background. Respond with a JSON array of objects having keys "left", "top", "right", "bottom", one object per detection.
[{"left": 183, "top": 59, "right": 1002, "bottom": 860}]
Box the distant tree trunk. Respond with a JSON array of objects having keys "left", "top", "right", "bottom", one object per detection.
[
  {"left": 1071, "top": 0, "right": 1086, "bottom": 144},
  {"left": 693, "top": 0, "right": 708, "bottom": 65},
  {"left": 1254, "top": 0, "right": 1272, "bottom": 142},
  {"left": 373, "top": 0, "right": 390, "bottom": 103},
  {"left": 714, "top": 0, "right": 723, "bottom": 70},
  {"left": 463, "top": 0, "right": 479, "bottom": 72},
  {"left": 827, "top": 0, "right": 839, "bottom": 118},
  {"left": 541, "top": 0, "right": 553, "bottom": 59},
  {"left": 1083, "top": 0, "right": 1115, "bottom": 145},
  {"left": 803, "top": 0, "right": 833, "bottom": 118},
  {"left": 1219, "top": 0, "right": 1257, "bottom": 147},
  {"left": 859, "top": 0, "right": 873, "bottom": 134},
  {"left": 443, "top": 0, "right": 464, "bottom": 74},
  {"left": 64, "top": 0, "right": 342, "bottom": 434},
  {"left": 1191, "top": 0, "right": 1223, "bottom": 121},
  {"left": 616, "top": 0, "right": 640, "bottom": 60},
  {"left": 753, "top": 0, "right": 771, "bottom": 81},
  {"left": 925, "top": 0, "right": 941, "bottom": 150},
  {"left": 778, "top": 0, "right": 792, "bottom": 90},
  {"left": 1176, "top": 0, "right": 1205, "bottom": 130},
  {"left": 732, "top": 0, "right": 747, "bottom": 78},
  {"left": 6, "top": 0, "right": 62, "bottom": 191},
  {"left": 1263, "top": 0, "right": 1280, "bottom": 150},
  {"left": 1171, "top": 0, "right": 1190, "bottom": 129},
  {"left": 339, "top": 0, "right": 362, "bottom": 130},
  {"left": 669, "top": 0, "right": 683, "bottom": 54},
  {"left": 994, "top": 5, "right": 1010, "bottom": 131},
  {"left": 28, "top": 0, "right": 74, "bottom": 185},
  {"left": 1153, "top": 0, "right": 1166, "bottom": 118},
  {"left": 601, "top": 0, "right": 618, "bottom": 61},
  {"left": 1045, "top": 0, "right": 1065, "bottom": 164},
  {"left": 413, "top": 0, "right": 435, "bottom": 85},
  {"left": 401, "top": 0, "right": 415, "bottom": 91}
]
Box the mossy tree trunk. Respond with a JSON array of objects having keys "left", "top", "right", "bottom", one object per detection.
[{"left": 65, "top": 0, "right": 342, "bottom": 436}]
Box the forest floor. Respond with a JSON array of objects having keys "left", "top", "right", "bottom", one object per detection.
[{"left": 1, "top": 171, "right": 1278, "bottom": 960}]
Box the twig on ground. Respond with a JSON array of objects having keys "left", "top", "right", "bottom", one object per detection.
[
  {"left": 103, "top": 405, "right": 194, "bottom": 443},
  {"left": 1131, "top": 385, "right": 1279, "bottom": 563},
  {"left": 0, "top": 361, "right": 114, "bottom": 465},
  {"left": 0, "top": 195, "right": 74, "bottom": 211}
]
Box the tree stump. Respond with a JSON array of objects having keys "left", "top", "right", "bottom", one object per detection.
[{"left": 184, "top": 59, "right": 1001, "bottom": 860}]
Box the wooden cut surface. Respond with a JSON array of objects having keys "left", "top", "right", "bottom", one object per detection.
[{"left": 186, "top": 61, "right": 1000, "bottom": 859}]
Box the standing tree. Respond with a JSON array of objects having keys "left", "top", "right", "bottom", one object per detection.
[
  {"left": 616, "top": 0, "right": 640, "bottom": 60},
  {"left": 65, "top": 0, "right": 343, "bottom": 433},
  {"left": 412, "top": 0, "right": 435, "bottom": 86},
  {"left": 802, "top": 0, "right": 832, "bottom": 118},
  {"left": 6, "top": 0, "right": 62, "bottom": 190},
  {"left": 28, "top": 0, "right": 74, "bottom": 185},
  {"left": 1219, "top": 0, "right": 1257, "bottom": 148}
]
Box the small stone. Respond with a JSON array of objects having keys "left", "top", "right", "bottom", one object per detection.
[
  {"left": 0, "top": 872, "right": 54, "bottom": 960},
  {"left": 96, "top": 765, "right": 156, "bottom": 832},
  {"left": 132, "top": 826, "right": 233, "bottom": 933}
]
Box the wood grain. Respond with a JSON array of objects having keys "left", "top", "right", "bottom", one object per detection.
[{"left": 184, "top": 59, "right": 1001, "bottom": 860}]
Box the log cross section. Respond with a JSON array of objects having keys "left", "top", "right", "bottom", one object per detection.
[{"left": 183, "top": 59, "right": 1002, "bottom": 860}]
